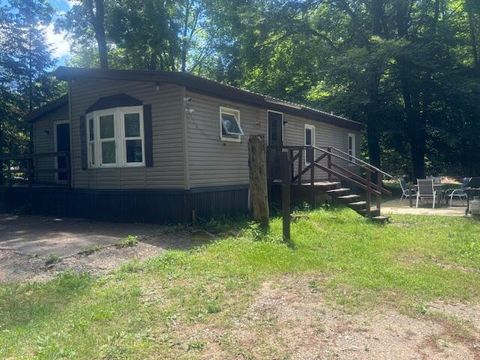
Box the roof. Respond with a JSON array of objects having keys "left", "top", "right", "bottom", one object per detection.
[
  {"left": 52, "top": 66, "right": 362, "bottom": 131},
  {"left": 86, "top": 93, "right": 143, "bottom": 113},
  {"left": 26, "top": 94, "right": 68, "bottom": 122}
]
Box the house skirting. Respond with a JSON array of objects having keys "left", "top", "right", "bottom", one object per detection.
[{"left": 0, "top": 185, "right": 249, "bottom": 224}]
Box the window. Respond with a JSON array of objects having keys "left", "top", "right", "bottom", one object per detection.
[
  {"left": 220, "top": 107, "right": 244, "bottom": 142},
  {"left": 304, "top": 124, "right": 315, "bottom": 165},
  {"left": 348, "top": 133, "right": 356, "bottom": 162},
  {"left": 86, "top": 106, "right": 144, "bottom": 168}
]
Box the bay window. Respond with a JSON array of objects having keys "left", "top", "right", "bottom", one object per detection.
[{"left": 86, "top": 106, "right": 145, "bottom": 168}]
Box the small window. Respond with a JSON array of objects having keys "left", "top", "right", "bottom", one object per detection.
[
  {"left": 348, "top": 133, "right": 356, "bottom": 162},
  {"left": 124, "top": 112, "right": 143, "bottom": 163},
  {"left": 304, "top": 124, "right": 315, "bottom": 165},
  {"left": 220, "top": 107, "right": 243, "bottom": 142}
]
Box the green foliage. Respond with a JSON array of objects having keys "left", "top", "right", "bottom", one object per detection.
[{"left": 116, "top": 235, "right": 139, "bottom": 248}]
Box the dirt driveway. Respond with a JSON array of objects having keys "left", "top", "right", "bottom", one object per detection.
[{"left": 0, "top": 213, "right": 203, "bottom": 282}]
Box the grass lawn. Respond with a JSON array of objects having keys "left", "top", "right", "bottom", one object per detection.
[{"left": 1, "top": 208, "right": 480, "bottom": 359}]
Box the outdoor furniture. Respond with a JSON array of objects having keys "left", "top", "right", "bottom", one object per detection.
[
  {"left": 464, "top": 177, "right": 480, "bottom": 216},
  {"left": 399, "top": 178, "right": 416, "bottom": 201},
  {"left": 416, "top": 179, "right": 438, "bottom": 209},
  {"left": 446, "top": 177, "right": 471, "bottom": 206}
]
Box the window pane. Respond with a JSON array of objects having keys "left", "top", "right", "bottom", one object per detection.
[
  {"left": 124, "top": 113, "right": 140, "bottom": 137},
  {"left": 126, "top": 139, "right": 143, "bottom": 163},
  {"left": 89, "top": 143, "right": 95, "bottom": 165},
  {"left": 88, "top": 118, "right": 94, "bottom": 141},
  {"left": 222, "top": 113, "right": 242, "bottom": 135},
  {"left": 101, "top": 141, "right": 116, "bottom": 164},
  {"left": 305, "top": 128, "right": 312, "bottom": 145},
  {"left": 99, "top": 114, "right": 114, "bottom": 139}
]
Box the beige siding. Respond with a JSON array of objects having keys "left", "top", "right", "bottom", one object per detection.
[
  {"left": 186, "top": 91, "right": 267, "bottom": 188},
  {"left": 33, "top": 105, "right": 69, "bottom": 183},
  {"left": 70, "top": 79, "right": 185, "bottom": 189},
  {"left": 186, "top": 91, "right": 362, "bottom": 187}
]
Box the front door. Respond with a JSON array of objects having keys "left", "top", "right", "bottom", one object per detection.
[
  {"left": 55, "top": 122, "right": 70, "bottom": 182},
  {"left": 268, "top": 111, "right": 283, "bottom": 181}
]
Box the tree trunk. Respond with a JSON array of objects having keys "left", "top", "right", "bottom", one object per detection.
[
  {"left": 466, "top": 1, "right": 479, "bottom": 70},
  {"left": 86, "top": 0, "right": 108, "bottom": 69},
  {"left": 248, "top": 135, "right": 269, "bottom": 227},
  {"left": 94, "top": 0, "right": 108, "bottom": 69}
]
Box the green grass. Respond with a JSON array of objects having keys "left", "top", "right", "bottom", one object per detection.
[{"left": 1, "top": 208, "right": 480, "bottom": 359}]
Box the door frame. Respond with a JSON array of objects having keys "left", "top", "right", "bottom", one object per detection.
[
  {"left": 53, "top": 120, "right": 70, "bottom": 184},
  {"left": 267, "top": 110, "right": 284, "bottom": 146}
]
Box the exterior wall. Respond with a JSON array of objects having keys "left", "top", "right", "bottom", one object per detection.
[
  {"left": 186, "top": 90, "right": 362, "bottom": 188},
  {"left": 283, "top": 113, "right": 362, "bottom": 179},
  {"left": 70, "top": 78, "right": 185, "bottom": 189},
  {"left": 185, "top": 90, "right": 267, "bottom": 188},
  {"left": 32, "top": 105, "right": 69, "bottom": 183}
]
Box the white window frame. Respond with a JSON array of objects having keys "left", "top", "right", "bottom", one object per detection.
[
  {"left": 220, "top": 106, "right": 243, "bottom": 142},
  {"left": 304, "top": 124, "right": 316, "bottom": 165},
  {"left": 86, "top": 106, "right": 145, "bottom": 168},
  {"left": 348, "top": 133, "right": 356, "bottom": 163}
]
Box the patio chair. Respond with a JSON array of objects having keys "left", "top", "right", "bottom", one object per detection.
[
  {"left": 399, "top": 178, "right": 416, "bottom": 201},
  {"left": 416, "top": 179, "right": 438, "bottom": 209},
  {"left": 446, "top": 177, "right": 471, "bottom": 207}
]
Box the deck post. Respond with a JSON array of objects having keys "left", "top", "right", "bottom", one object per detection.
[
  {"left": 366, "top": 170, "right": 372, "bottom": 217},
  {"left": 327, "top": 147, "right": 332, "bottom": 182},
  {"left": 376, "top": 172, "right": 382, "bottom": 213},
  {"left": 248, "top": 135, "right": 269, "bottom": 227},
  {"left": 310, "top": 147, "right": 315, "bottom": 208},
  {"left": 297, "top": 148, "right": 303, "bottom": 185},
  {"left": 281, "top": 151, "right": 291, "bottom": 242}
]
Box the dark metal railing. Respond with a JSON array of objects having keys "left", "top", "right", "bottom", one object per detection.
[{"left": 0, "top": 151, "right": 70, "bottom": 187}]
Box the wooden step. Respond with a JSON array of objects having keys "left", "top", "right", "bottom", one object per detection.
[
  {"left": 347, "top": 201, "right": 367, "bottom": 209},
  {"left": 337, "top": 194, "right": 361, "bottom": 202},
  {"left": 326, "top": 188, "right": 351, "bottom": 196},
  {"left": 296, "top": 181, "right": 341, "bottom": 191},
  {"left": 358, "top": 208, "right": 381, "bottom": 217},
  {"left": 371, "top": 215, "right": 390, "bottom": 224}
]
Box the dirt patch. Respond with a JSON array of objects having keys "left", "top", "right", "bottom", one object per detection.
[
  {"left": 0, "top": 230, "right": 202, "bottom": 283},
  {"left": 165, "top": 275, "right": 480, "bottom": 359}
]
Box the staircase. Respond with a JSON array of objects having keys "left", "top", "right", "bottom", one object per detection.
[{"left": 274, "top": 145, "right": 393, "bottom": 223}]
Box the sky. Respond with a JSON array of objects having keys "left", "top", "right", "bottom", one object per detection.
[{"left": 45, "top": 0, "right": 72, "bottom": 63}]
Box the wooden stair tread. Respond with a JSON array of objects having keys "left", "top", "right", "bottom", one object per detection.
[
  {"left": 371, "top": 215, "right": 390, "bottom": 223},
  {"left": 326, "top": 188, "right": 351, "bottom": 194},
  {"left": 348, "top": 201, "right": 367, "bottom": 206},
  {"left": 337, "top": 194, "right": 360, "bottom": 200}
]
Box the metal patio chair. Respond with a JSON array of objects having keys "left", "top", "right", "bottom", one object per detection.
[
  {"left": 446, "top": 177, "right": 471, "bottom": 207},
  {"left": 416, "top": 179, "right": 438, "bottom": 209},
  {"left": 399, "top": 177, "right": 416, "bottom": 201}
]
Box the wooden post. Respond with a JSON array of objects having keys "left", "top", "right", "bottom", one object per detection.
[
  {"left": 281, "top": 151, "right": 291, "bottom": 242},
  {"left": 248, "top": 135, "right": 269, "bottom": 226},
  {"left": 310, "top": 147, "right": 315, "bottom": 208},
  {"left": 366, "top": 170, "right": 371, "bottom": 217},
  {"left": 297, "top": 148, "right": 303, "bottom": 185},
  {"left": 327, "top": 147, "right": 332, "bottom": 182},
  {"left": 376, "top": 172, "right": 382, "bottom": 213}
]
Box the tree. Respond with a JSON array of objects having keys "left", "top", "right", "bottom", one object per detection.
[{"left": 0, "top": 0, "right": 60, "bottom": 160}]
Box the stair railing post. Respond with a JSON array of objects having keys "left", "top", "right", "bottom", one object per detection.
[
  {"left": 327, "top": 147, "right": 332, "bottom": 182},
  {"left": 376, "top": 172, "right": 382, "bottom": 213},
  {"left": 366, "top": 169, "right": 371, "bottom": 217},
  {"left": 289, "top": 149, "right": 294, "bottom": 182},
  {"left": 281, "top": 151, "right": 291, "bottom": 242},
  {"left": 310, "top": 147, "right": 315, "bottom": 208},
  {"left": 298, "top": 148, "right": 303, "bottom": 185}
]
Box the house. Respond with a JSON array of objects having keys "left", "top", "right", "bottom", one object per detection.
[{"left": 1, "top": 66, "right": 371, "bottom": 223}]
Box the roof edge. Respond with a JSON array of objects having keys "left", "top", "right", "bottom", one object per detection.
[
  {"left": 54, "top": 67, "right": 363, "bottom": 131},
  {"left": 26, "top": 94, "right": 68, "bottom": 122}
]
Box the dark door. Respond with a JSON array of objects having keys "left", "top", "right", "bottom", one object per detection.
[
  {"left": 56, "top": 122, "right": 70, "bottom": 182},
  {"left": 268, "top": 111, "right": 283, "bottom": 180}
]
